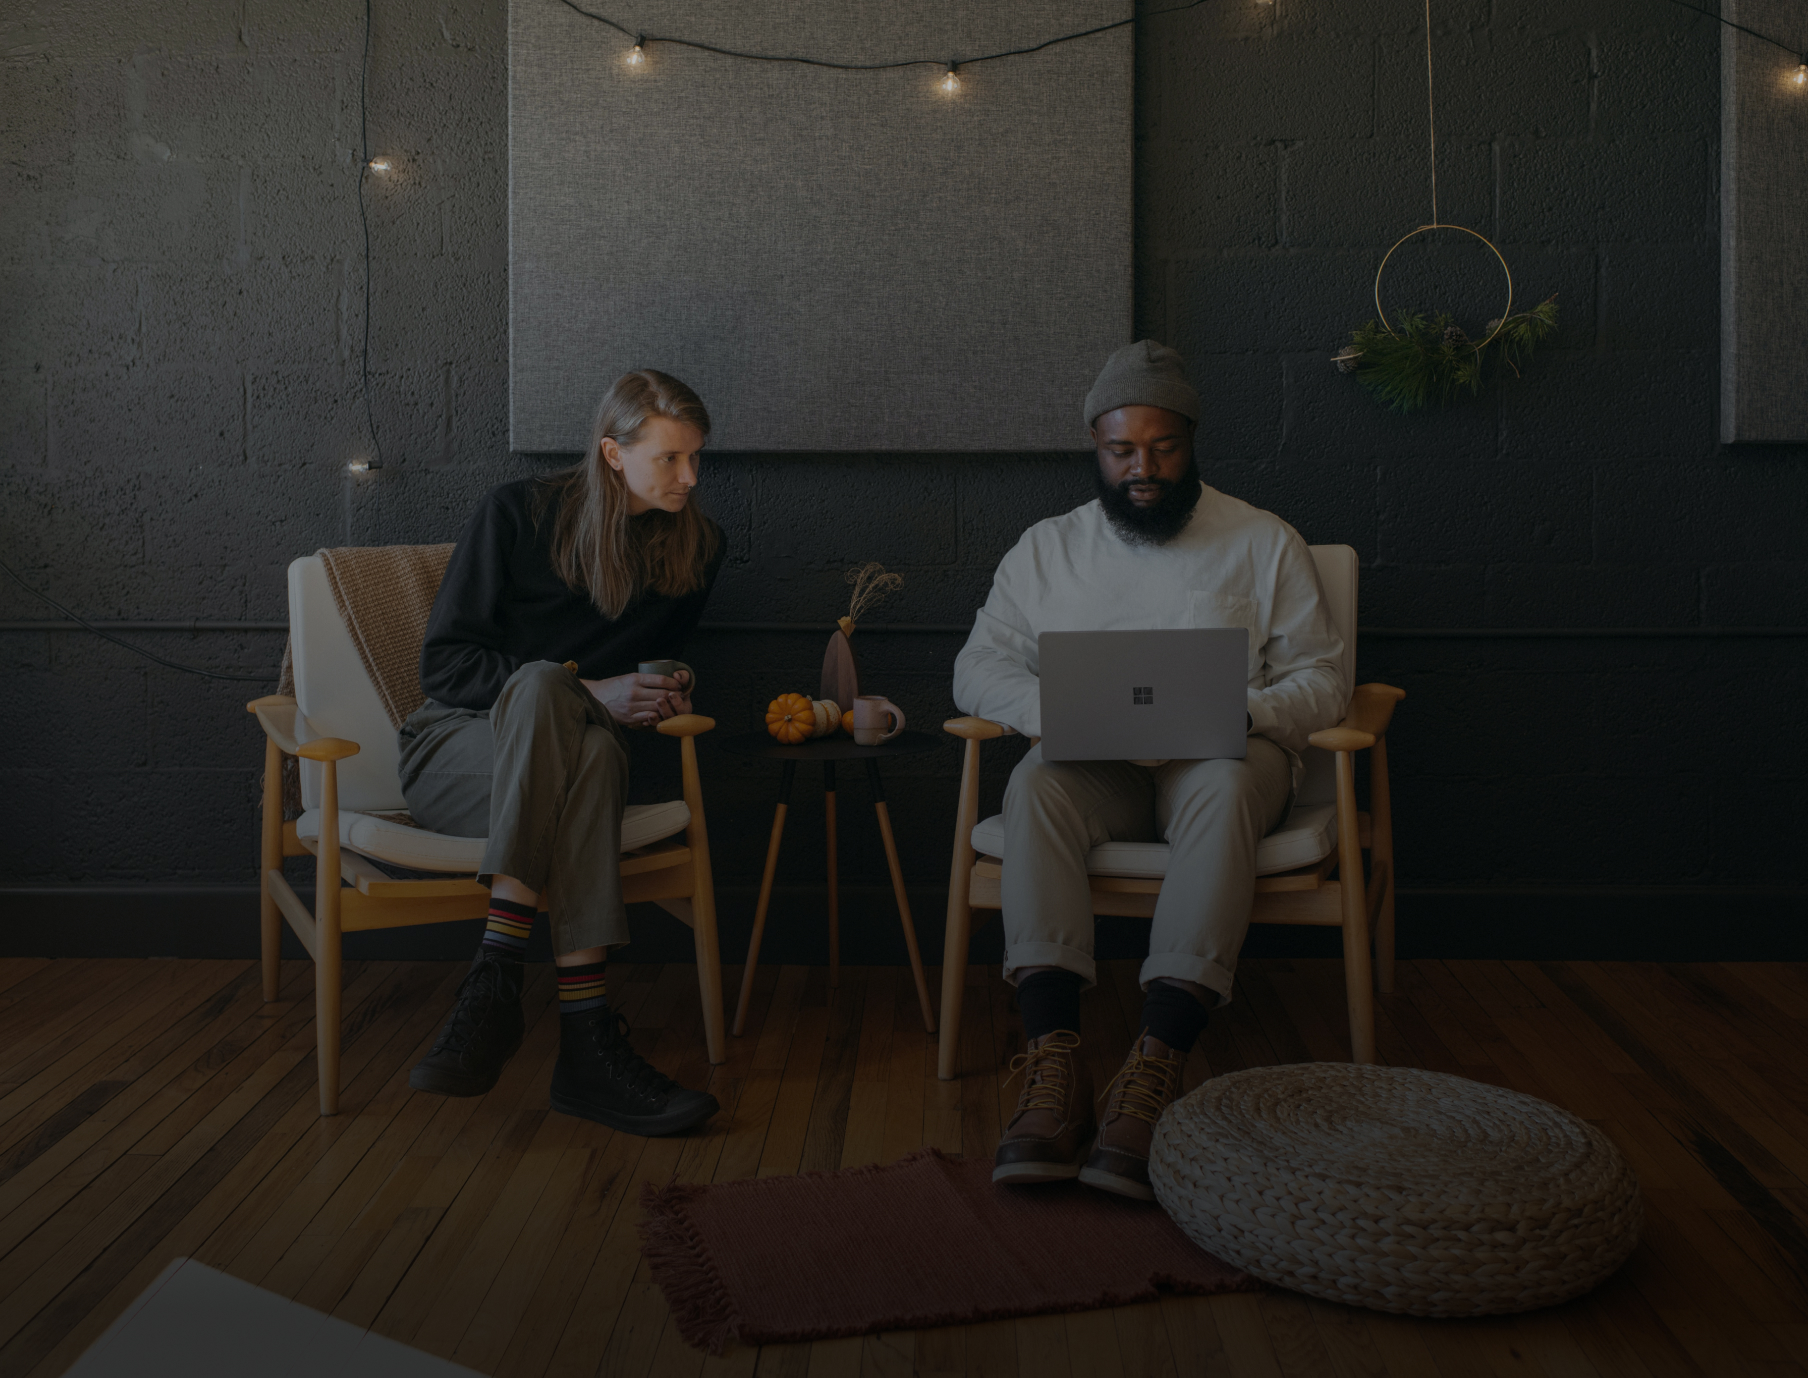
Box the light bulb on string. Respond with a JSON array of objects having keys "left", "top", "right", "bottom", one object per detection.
[
  {"left": 348, "top": 456, "right": 377, "bottom": 474},
  {"left": 627, "top": 36, "right": 646, "bottom": 66},
  {"left": 1794, "top": 58, "right": 1807, "bottom": 87},
  {"left": 939, "top": 61, "right": 960, "bottom": 94},
  {"left": 367, "top": 157, "right": 391, "bottom": 172}
]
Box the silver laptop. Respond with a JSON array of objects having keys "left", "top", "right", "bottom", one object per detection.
[{"left": 1038, "top": 628, "right": 1248, "bottom": 762}]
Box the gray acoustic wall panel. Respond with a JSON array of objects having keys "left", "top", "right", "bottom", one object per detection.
[
  {"left": 508, "top": 0, "right": 1132, "bottom": 452},
  {"left": 1720, "top": 3, "right": 1808, "bottom": 443}
]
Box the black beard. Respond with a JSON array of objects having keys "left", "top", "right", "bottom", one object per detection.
[{"left": 1094, "top": 459, "right": 1203, "bottom": 545}]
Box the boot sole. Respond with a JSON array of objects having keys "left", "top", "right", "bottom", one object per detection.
[
  {"left": 408, "top": 1034, "right": 522, "bottom": 1098},
  {"left": 549, "top": 1089, "right": 719, "bottom": 1136},
  {"left": 991, "top": 1159, "right": 1085, "bottom": 1185},
  {"left": 1078, "top": 1164, "right": 1157, "bottom": 1201}
]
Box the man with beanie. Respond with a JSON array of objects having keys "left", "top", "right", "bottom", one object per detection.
[{"left": 953, "top": 339, "right": 1346, "bottom": 1200}]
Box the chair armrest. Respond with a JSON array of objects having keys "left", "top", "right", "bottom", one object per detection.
[
  {"left": 297, "top": 738, "right": 361, "bottom": 762},
  {"left": 944, "top": 716, "right": 1014, "bottom": 741},
  {"left": 1308, "top": 683, "right": 1406, "bottom": 753},
  {"left": 656, "top": 713, "right": 716, "bottom": 738},
  {"left": 251, "top": 699, "right": 360, "bottom": 761}
]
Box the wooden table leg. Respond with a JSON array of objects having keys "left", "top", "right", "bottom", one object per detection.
[
  {"left": 733, "top": 759, "right": 794, "bottom": 1037},
  {"left": 868, "top": 758, "right": 936, "bottom": 1033},
  {"left": 824, "top": 761, "right": 839, "bottom": 989}
]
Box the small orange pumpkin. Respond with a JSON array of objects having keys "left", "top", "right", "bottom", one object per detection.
[
  {"left": 766, "top": 692, "right": 814, "bottom": 744},
  {"left": 841, "top": 708, "right": 855, "bottom": 735}
]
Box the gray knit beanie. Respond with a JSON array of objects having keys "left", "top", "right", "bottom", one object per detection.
[{"left": 1082, "top": 339, "right": 1200, "bottom": 427}]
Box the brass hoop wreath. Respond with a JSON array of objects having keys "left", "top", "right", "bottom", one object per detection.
[{"left": 1373, "top": 223, "right": 1514, "bottom": 351}]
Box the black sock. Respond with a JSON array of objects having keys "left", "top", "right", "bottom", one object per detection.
[
  {"left": 1139, "top": 980, "right": 1210, "bottom": 1054},
  {"left": 479, "top": 897, "right": 536, "bottom": 963},
  {"left": 1017, "top": 969, "right": 1084, "bottom": 1042},
  {"left": 556, "top": 961, "right": 609, "bottom": 1022}
]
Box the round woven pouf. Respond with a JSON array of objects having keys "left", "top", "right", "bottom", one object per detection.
[{"left": 1148, "top": 1063, "right": 1642, "bottom": 1316}]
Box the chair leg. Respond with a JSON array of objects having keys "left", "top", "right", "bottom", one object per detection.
[
  {"left": 1335, "top": 749, "right": 1376, "bottom": 1064},
  {"left": 733, "top": 769, "right": 792, "bottom": 1037},
  {"left": 938, "top": 738, "right": 984, "bottom": 1081},
  {"left": 316, "top": 760, "right": 345, "bottom": 1116},
  {"left": 259, "top": 736, "right": 284, "bottom": 1002},
  {"left": 1370, "top": 735, "right": 1397, "bottom": 996},
  {"left": 678, "top": 734, "right": 726, "bottom": 1066},
  {"left": 316, "top": 921, "right": 342, "bottom": 1117}
]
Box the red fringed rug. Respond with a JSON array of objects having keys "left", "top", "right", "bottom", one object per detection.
[{"left": 639, "top": 1148, "right": 1257, "bottom": 1354}]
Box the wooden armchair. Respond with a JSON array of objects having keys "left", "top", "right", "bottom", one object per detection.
[
  {"left": 248, "top": 553, "right": 726, "bottom": 1116},
  {"left": 935, "top": 545, "right": 1402, "bottom": 1079}
]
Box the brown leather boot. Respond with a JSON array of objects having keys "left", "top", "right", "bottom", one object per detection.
[
  {"left": 992, "top": 1031, "right": 1096, "bottom": 1185},
  {"left": 1078, "top": 1032, "right": 1185, "bottom": 1201}
]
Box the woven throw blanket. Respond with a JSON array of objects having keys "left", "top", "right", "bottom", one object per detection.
[
  {"left": 639, "top": 1148, "right": 1254, "bottom": 1355},
  {"left": 316, "top": 544, "right": 454, "bottom": 729}
]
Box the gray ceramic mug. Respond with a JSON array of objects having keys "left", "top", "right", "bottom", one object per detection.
[{"left": 638, "top": 659, "right": 696, "bottom": 698}]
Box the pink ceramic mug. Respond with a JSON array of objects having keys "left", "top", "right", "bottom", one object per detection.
[{"left": 852, "top": 695, "right": 906, "bottom": 746}]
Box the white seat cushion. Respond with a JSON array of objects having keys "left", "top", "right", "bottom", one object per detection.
[
  {"left": 969, "top": 802, "right": 1336, "bottom": 880},
  {"left": 296, "top": 800, "right": 692, "bottom": 873}
]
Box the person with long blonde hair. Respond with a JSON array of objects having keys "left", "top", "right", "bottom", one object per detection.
[{"left": 398, "top": 369, "right": 724, "bottom": 1135}]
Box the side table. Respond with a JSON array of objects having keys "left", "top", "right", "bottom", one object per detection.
[{"left": 719, "top": 730, "right": 941, "bottom": 1037}]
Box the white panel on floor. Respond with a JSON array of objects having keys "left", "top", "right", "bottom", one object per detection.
[{"left": 65, "top": 1258, "right": 484, "bottom": 1378}]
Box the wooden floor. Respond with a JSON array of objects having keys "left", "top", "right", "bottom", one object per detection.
[{"left": 4, "top": 954, "right": 1808, "bottom": 1377}]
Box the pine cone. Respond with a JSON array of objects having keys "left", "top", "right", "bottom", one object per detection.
[
  {"left": 1442, "top": 324, "right": 1470, "bottom": 349},
  {"left": 1332, "top": 346, "right": 1361, "bottom": 374}
]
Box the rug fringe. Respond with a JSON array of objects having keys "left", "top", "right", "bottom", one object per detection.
[{"left": 638, "top": 1181, "right": 742, "bottom": 1356}]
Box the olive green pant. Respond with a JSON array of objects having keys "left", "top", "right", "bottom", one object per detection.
[{"left": 397, "top": 660, "right": 629, "bottom": 956}]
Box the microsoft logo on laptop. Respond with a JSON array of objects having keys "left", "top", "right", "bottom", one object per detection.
[{"left": 1132, "top": 685, "right": 1154, "bottom": 705}]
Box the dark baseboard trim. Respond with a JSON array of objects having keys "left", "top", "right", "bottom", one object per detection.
[
  {"left": 5, "top": 622, "right": 1807, "bottom": 638},
  {"left": 6, "top": 883, "right": 1807, "bottom": 962}
]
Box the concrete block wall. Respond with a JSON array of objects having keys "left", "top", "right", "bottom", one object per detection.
[{"left": 3, "top": 0, "right": 1805, "bottom": 944}]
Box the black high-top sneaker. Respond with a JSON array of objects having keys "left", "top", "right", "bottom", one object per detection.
[
  {"left": 408, "top": 955, "right": 526, "bottom": 1097},
  {"left": 550, "top": 1008, "right": 719, "bottom": 1135}
]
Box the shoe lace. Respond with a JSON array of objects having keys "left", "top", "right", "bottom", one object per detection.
[
  {"left": 591, "top": 1012, "right": 680, "bottom": 1099},
  {"left": 1098, "top": 1035, "right": 1182, "bottom": 1126},
  {"left": 1004, "top": 1031, "right": 1081, "bottom": 1113},
  {"left": 432, "top": 962, "right": 508, "bottom": 1054}
]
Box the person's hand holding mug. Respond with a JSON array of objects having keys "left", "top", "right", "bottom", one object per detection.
[{"left": 581, "top": 660, "right": 695, "bottom": 726}]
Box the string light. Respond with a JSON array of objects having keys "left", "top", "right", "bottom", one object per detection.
[
  {"left": 553, "top": 0, "right": 1219, "bottom": 77},
  {"left": 550, "top": 0, "right": 1803, "bottom": 106},
  {"left": 367, "top": 157, "right": 391, "bottom": 172},
  {"left": 347, "top": 457, "right": 374, "bottom": 474}
]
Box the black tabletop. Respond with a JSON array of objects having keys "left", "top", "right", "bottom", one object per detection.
[{"left": 718, "top": 729, "right": 944, "bottom": 761}]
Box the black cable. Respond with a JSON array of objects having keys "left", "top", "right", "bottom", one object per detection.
[
  {"left": 0, "top": 554, "right": 276, "bottom": 683},
  {"left": 550, "top": 0, "right": 1212, "bottom": 72},
  {"left": 356, "top": 0, "right": 384, "bottom": 470},
  {"left": 552, "top": 0, "right": 1804, "bottom": 76},
  {"left": 1659, "top": 0, "right": 1804, "bottom": 59}
]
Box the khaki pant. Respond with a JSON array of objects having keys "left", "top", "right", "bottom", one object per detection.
[
  {"left": 397, "top": 661, "right": 629, "bottom": 956},
  {"left": 1000, "top": 737, "right": 1293, "bottom": 1005}
]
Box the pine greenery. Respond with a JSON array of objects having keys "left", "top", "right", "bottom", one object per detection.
[{"left": 1341, "top": 294, "right": 1559, "bottom": 413}]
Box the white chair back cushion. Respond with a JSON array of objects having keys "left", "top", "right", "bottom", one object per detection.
[
  {"left": 289, "top": 555, "right": 410, "bottom": 814},
  {"left": 1296, "top": 545, "right": 1358, "bottom": 807}
]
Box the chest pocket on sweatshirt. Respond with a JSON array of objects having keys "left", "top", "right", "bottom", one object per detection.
[{"left": 1188, "top": 590, "right": 1261, "bottom": 680}]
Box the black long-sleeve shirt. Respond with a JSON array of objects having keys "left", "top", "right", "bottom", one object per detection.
[{"left": 419, "top": 478, "right": 724, "bottom": 711}]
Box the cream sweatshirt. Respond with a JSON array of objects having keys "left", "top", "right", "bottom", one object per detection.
[{"left": 952, "top": 483, "right": 1348, "bottom": 776}]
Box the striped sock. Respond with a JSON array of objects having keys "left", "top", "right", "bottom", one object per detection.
[
  {"left": 479, "top": 897, "right": 536, "bottom": 961},
  {"left": 556, "top": 961, "right": 608, "bottom": 1018}
]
